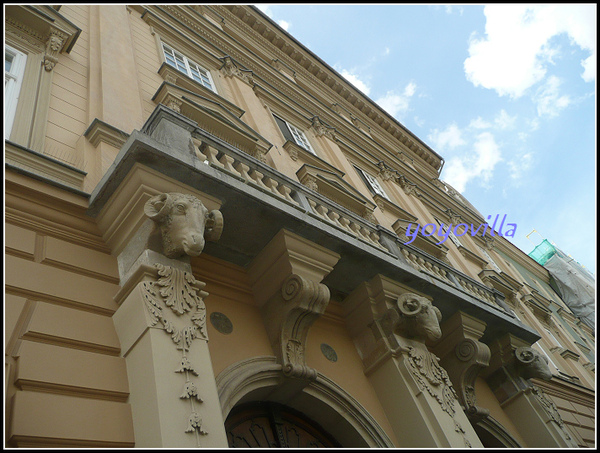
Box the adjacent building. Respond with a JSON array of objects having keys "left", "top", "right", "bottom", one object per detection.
[{"left": 5, "top": 5, "right": 595, "bottom": 448}]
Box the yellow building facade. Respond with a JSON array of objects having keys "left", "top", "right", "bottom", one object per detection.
[{"left": 4, "top": 5, "right": 595, "bottom": 448}]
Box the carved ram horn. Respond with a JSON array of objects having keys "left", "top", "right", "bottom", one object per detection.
[
  {"left": 515, "top": 347, "right": 536, "bottom": 364},
  {"left": 204, "top": 209, "right": 224, "bottom": 242},
  {"left": 144, "top": 193, "right": 174, "bottom": 222},
  {"left": 397, "top": 293, "right": 424, "bottom": 317}
]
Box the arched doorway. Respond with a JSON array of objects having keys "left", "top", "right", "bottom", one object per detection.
[
  {"left": 216, "top": 356, "right": 394, "bottom": 448},
  {"left": 225, "top": 401, "right": 340, "bottom": 448}
]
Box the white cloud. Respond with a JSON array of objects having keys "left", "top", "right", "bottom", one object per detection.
[
  {"left": 533, "top": 76, "right": 572, "bottom": 117},
  {"left": 255, "top": 4, "right": 273, "bottom": 16},
  {"left": 441, "top": 132, "right": 502, "bottom": 192},
  {"left": 428, "top": 123, "right": 466, "bottom": 152},
  {"left": 375, "top": 82, "right": 417, "bottom": 119},
  {"left": 464, "top": 4, "right": 596, "bottom": 98},
  {"left": 255, "top": 5, "right": 290, "bottom": 31},
  {"left": 494, "top": 109, "right": 517, "bottom": 130},
  {"left": 337, "top": 68, "right": 371, "bottom": 96},
  {"left": 508, "top": 152, "right": 534, "bottom": 182},
  {"left": 469, "top": 117, "right": 492, "bottom": 130}
]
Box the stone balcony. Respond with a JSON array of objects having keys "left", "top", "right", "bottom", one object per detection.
[{"left": 88, "top": 104, "right": 540, "bottom": 346}]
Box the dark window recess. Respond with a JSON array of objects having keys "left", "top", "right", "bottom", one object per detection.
[{"left": 273, "top": 114, "right": 295, "bottom": 143}]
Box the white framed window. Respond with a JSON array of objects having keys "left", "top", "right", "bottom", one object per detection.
[
  {"left": 435, "top": 217, "right": 462, "bottom": 248},
  {"left": 356, "top": 167, "right": 390, "bottom": 200},
  {"left": 479, "top": 246, "right": 502, "bottom": 273},
  {"left": 273, "top": 114, "right": 315, "bottom": 154},
  {"left": 161, "top": 43, "right": 216, "bottom": 92},
  {"left": 533, "top": 342, "right": 560, "bottom": 374},
  {"left": 5, "top": 44, "right": 27, "bottom": 139}
]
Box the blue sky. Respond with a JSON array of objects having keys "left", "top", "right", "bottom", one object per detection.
[{"left": 255, "top": 4, "right": 597, "bottom": 274}]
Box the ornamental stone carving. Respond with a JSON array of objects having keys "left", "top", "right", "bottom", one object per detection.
[
  {"left": 311, "top": 116, "right": 336, "bottom": 140},
  {"left": 144, "top": 192, "right": 223, "bottom": 259},
  {"left": 515, "top": 346, "right": 553, "bottom": 381},
  {"left": 140, "top": 263, "right": 212, "bottom": 438},
  {"left": 393, "top": 293, "right": 442, "bottom": 343},
  {"left": 277, "top": 274, "right": 330, "bottom": 380},
  {"left": 220, "top": 56, "right": 254, "bottom": 85},
  {"left": 387, "top": 294, "right": 472, "bottom": 447},
  {"left": 43, "top": 29, "right": 66, "bottom": 72},
  {"left": 141, "top": 263, "right": 209, "bottom": 348},
  {"left": 376, "top": 161, "right": 397, "bottom": 182}
]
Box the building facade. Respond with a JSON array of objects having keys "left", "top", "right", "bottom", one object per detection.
[{"left": 4, "top": 5, "right": 595, "bottom": 448}]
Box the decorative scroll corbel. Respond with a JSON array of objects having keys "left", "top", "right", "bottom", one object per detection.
[
  {"left": 454, "top": 339, "right": 491, "bottom": 421},
  {"left": 276, "top": 274, "right": 330, "bottom": 380}
]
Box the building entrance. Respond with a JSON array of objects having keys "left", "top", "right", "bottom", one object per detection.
[{"left": 225, "top": 401, "right": 340, "bottom": 448}]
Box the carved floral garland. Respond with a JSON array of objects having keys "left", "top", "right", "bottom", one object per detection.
[
  {"left": 402, "top": 345, "right": 471, "bottom": 447},
  {"left": 141, "top": 264, "right": 210, "bottom": 441}
]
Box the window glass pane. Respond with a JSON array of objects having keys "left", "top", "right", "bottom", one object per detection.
[
  {"left": 273, "top": 115, "right": 295, "bottom": 143},
  {"left": 436, "top": 218, "right": 462, "bottom": 247},
  {"left": 6, "top": 53, "right": 13, "bottom": 72},
  {"left": 288, "top": 123, "right": 314, "bottom": 153},
  {"left": 479, "top": 247, "right": 501, "bottom": 272},
  {"left": 358, "top": 168, "right": 389, "bottom": 199}
]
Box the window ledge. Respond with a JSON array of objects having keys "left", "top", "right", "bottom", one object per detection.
[
  {"left": 283, "top": 140, "right": 341, "bottom": 175},
  {"left": 5, "top": 140, "right": 86, "bottom": 191},
  {"left": 158, "top": 63, "right": 245, "bottom": 118},
  {"left": 296, "top": 163, "right": 376, "bottom": 220},
  {"left": 152, "top": 81, "right": 272, "bottom": 161}
]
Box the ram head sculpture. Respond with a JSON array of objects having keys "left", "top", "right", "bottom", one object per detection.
[
  {"left": 144, "top": 192, "right": 223, "bottom": 258},
  {"left": 392, "top": 293, "right": 443, "bottom": 343},
  {"left": 514, "top": 346, "right": 553, "bottom": 381}
]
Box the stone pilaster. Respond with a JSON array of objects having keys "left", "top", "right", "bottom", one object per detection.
[
  {"left": 484, "top": 335, "right": 578, "bottom": 447},
  {"left": 92, "top": 155, "right": 228, "bottom": 446},
  {"left": 343, "top": 275, "right": 483, "bottom": 448}
]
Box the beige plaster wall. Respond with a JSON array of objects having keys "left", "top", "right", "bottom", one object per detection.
[
  {"left": 5, "top": 213, "right": 134, "bottom": 447},
  {"left": 192, "top": 254, "right": 398, "bottom": 446},
  {"left": 191, "top": 255, "right": 274, "bottom": 378},
  {"left": 44, "top": 5, "right": 90, "bottom": 169},
  {"left": 128, "top": 8, "right": 164, "bottom": 120},
  {"left": 306, "top": 314, "right": 399, "bottom": 446},
  {"left": 474, "top": 376, "right": 527, "bottom": 446}
]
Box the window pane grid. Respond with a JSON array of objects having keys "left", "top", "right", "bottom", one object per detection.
[
  {"left": 288, "top": 124, "right": 314, "bottom": 152},
  {"left": 359, "top": 168, "right": 389, "bottom": 200},
  {"left": 161, "top": 42, "right": 215, "bottom": 92}
]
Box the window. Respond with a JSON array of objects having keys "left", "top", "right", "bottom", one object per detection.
[
  {"left": 161, "top": 43, "right": 216, "bottom": 92},
  {"left": 479, "top": 246, "right": 502, "bottom": 273},
  {"left": 435, "top": 217, "right": 462, "bottom": 248},
  {"left": 544, "top": 328, "right": 563, "bottom": 349},
  {"left": 356, "top": 166, "right": 390, "bottom": 200},
  {"left": 273, "top": 114, "right": 315, "bottom": 154},
  {"left": 533, "top": 343, "right": 560, "bottom": 374},
  {"left": 5, "top": 44, "right": 27, "bottom": 139}
]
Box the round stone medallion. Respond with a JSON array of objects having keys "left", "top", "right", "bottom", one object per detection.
[
  {"left": 320, "top": 343, "right": 338, "bottom": 362},
  {"left": 210, "top": 312, "right": 233, "bottom": 334}
]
